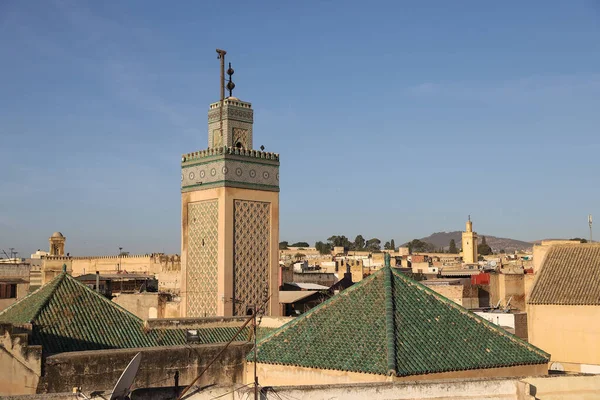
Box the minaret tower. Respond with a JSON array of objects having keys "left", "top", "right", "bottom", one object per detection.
[
  {"left": 180, "top": 50, "right": 280, "bottom": 317},
  {"left": 462, "top": 216, "right": 478, "bottom": 264}
]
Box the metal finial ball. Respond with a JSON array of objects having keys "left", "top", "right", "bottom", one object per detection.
[
  {"left": 227, "top": 63, "right": 234, "bottom": 76},
  {"left": 226, "top": 81, "right": 235, "bottom": 91}
]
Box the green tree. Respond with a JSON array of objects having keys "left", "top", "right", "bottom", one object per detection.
[
  {"left": 315, "top": 241, "right": 331, "bottom": 255},
  {"left": 570, "top": 238, "right": 588, "bottom": 243},
  {"left": 366, "top": 238, "right": 381, "bottom": 251},
  {"left": 448, "top": 239, "right": 458, "bottom": 254},
  {"left": 407, "top": 239, "right": 435, "bottom": 253},
  {"left": 390, "top": 239, "right": 396, "bottom": 251},
  {"left": 294, "top": 253, "right": 306, "bottom": 260},
  {"left": 478, "top": 236, "right": 493, "bottom": 256},
  {"left": 291, "top": 242, "right": 310, "bottom": 248},
  {"left": 499, "top": 249, "right": 506, "bottom": 254},
  {"left": 384, "top": 241, "right": 392, "bottom": 250},
  {"left": 327, "top": 235, "right": 352, "bottom": 250},
  {"left": 353, "top": 235, "right": 365, "bottom": 250},
  {"left": 279, "top": 241, "right": 289, "bottom": 250}
]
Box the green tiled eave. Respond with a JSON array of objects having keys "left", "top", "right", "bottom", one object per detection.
[{"left": 251, "top": 267, "right": 549, "bottom": 377}]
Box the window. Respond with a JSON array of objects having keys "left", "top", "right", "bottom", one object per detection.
[{"left": 0, "top": 283, "right": 17, "bottom": 299}]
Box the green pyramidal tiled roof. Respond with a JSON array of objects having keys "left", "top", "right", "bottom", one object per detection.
[
  {"left": 0, "top": 273, "right": 274, "bottom": 355},
  {"left": 253, "top": 267, "right": 549, "bottom": 377}
]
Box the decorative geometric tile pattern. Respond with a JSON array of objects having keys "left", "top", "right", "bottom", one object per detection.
[
  {"left": 181, "top": 159, "right": 279, "bottom": 189},
  {"left": 233, "top": 200, "right": 271, "bottom": 316},
  {"left": 187, "top": 200, "right": 219, "bottom": 317}
]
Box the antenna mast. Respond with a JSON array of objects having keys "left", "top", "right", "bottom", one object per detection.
[{"left": 589, "top": 214, "right": 593, "bottom": 243}]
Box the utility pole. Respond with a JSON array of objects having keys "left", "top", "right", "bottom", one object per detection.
[{"left": 253, "top": 308, "right": 258, "bottom": 400}]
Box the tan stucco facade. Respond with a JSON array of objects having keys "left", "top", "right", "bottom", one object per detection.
[
  {"left": 490, "top": 273, "right": 526, "bottom": 310},
  {"left": 41, "top": 254, "right": 181, "bottom": 292},
  {"left": 245, "top": 362, "right": 547, "bottom": 387},
  {"left": 0, "top": 327, "right": 42, "bottom": 396},
  {"left": 527, "top": 304, "right": 600, "bottom": 371},
  {"left": 181, "top": 186, "right": 279, "bottom": 317}
]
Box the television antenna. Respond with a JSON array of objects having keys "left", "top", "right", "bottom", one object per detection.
[{"left": 110, "top": 352, "right": 142, "bottom": 400}]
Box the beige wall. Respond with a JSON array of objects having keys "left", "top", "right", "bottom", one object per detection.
[
  {"left": 528, "top": 304, "right": 600, "bottom": 370},
  {"left": 246, "top": 362, "right": 546, "bottom": 387},
  {"left": 41, "top": 254, "right": 181, "bottom": 293},
  {"left": 523, "top": 274, "right": 535, "bottom": 304},
  {"left": 427, "top": 285, "right": 464, "bottom": 305},
  {"left": 490, "top": 273, "right": 525, "bottom": 310},
  {"left": 227, "top": 374, "right": 599, "bottom": 400},
  {"left": 112, "top": 293, "right": 170, "bottom": 320},
  {"left": 181, "top": 186, "right": 279, "bottom": 318},
  {"left": 0, "top": 282, "right": 29, "bottom": 312},
  {"left": 0, "top": 326, "right": 42, "bottom": 396},
  {"left": 411, "top": 261, "right": 430, "bottom": 274}
]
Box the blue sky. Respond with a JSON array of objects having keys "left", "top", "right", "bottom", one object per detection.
[{"left": 1, "top": 1, "right": 600, "bottom": 256}]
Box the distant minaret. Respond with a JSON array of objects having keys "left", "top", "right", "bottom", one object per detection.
[
  {"left": 462, "top": 216, "right": 478, "bottom": 264},
  {"left": 180, "top": 49, "right": 280, "bottom": 317}
]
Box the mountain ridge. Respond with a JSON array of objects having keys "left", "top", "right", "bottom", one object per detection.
[{"left": 405, "top": 231, "right": 533, "bottom": 252}]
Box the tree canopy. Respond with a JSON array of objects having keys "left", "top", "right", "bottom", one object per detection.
[
  {"left": 570, "top": 238, "right": 588, "bottom": 243},
  {"left": 327, "top": 235, "right": 352, "bottom": 250},
  {"left": 366, "top": 238, "right": 381, "bottom": 251},
  {"left": 407, "top": 239, "right": 435, "bottom": 253},
  {"left": 478, "top": 236, "right": 493, "bottom": 256},
  {"left": 279, "top": 241, "right": 289, "bottom": 250},
  {"left": 448, "top": 239, "right": 458, "bottom": 254},
  {"left": 353, "top": 235, "right": 365, "bottom": 250},
  {"left": 291, "top": 242, "right": 310, "bottom": 248},
  {"left": 315, "top": 241, "right": 331, "bottom": 255}
]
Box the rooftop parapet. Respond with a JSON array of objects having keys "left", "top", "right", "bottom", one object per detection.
[
  {"left": 181, "top": 146, "right": 279, "bottom": 164},
  {"left": 209, "top": 97, "right": 252, "bottom": 109}
]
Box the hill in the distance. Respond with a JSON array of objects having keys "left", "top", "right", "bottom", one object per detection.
[{"left": 406, "top": 231, "right": 532, "bottom": 253}]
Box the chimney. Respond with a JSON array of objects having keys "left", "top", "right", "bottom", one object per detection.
[{"left": 95, "top": 271, "right": 100, "bottom": 293}]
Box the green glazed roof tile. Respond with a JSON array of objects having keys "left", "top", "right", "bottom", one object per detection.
[
  {"left": 252, "top": 266, "right": 549, "bottom": 377},
  {"left": 0, "top": 273, "right": 273, "bottom": 355}
]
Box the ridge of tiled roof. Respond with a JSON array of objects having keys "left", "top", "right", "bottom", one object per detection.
[
  {"left": 252, "top": 266, "right": 549, "bottom": 377},
  {"left": 528, "top": 243, "right": 600, "bottom": 305},
  {"left": 0, "top": 273, "right": 275, "bottom": 355}
]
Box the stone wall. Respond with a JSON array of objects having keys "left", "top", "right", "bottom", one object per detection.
[
  {"left": 292, "top": 272, "right": 337, "bottom": 287},
  {"left": 41, "top": 254, "right": 181, "bottom": 293},
  {"left": 112, "top": 293, "right": 170, "bottom": 319},
  {"left": 6, "top": 374, "right": 600, "bottom": 400},
  {"left": 39, "top": 342, "right": 252, "bottom": 394},
  {"left": 490, "top": 273, "right": 525, "bottom": 311},
  {"left": 234, "top": 374, "right": 600, "bottom": 400},
  {"left": 0, "top": 324, "right": 42, "bottom": 396},
  {"left": 0, "top": 264, "right": 31, "bottom": 277}
]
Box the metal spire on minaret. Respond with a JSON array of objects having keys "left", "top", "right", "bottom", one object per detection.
[{"left": 226, "top": 63, "right": 235, "bottom": 97}]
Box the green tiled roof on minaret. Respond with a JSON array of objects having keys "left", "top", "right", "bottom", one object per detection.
[{"left": 252, "top": 266, "right": 549, "bottom": 377}]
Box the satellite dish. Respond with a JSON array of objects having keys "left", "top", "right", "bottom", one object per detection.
[{"left": 110, "top": 352, "right": 142, "bottom": 400}]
